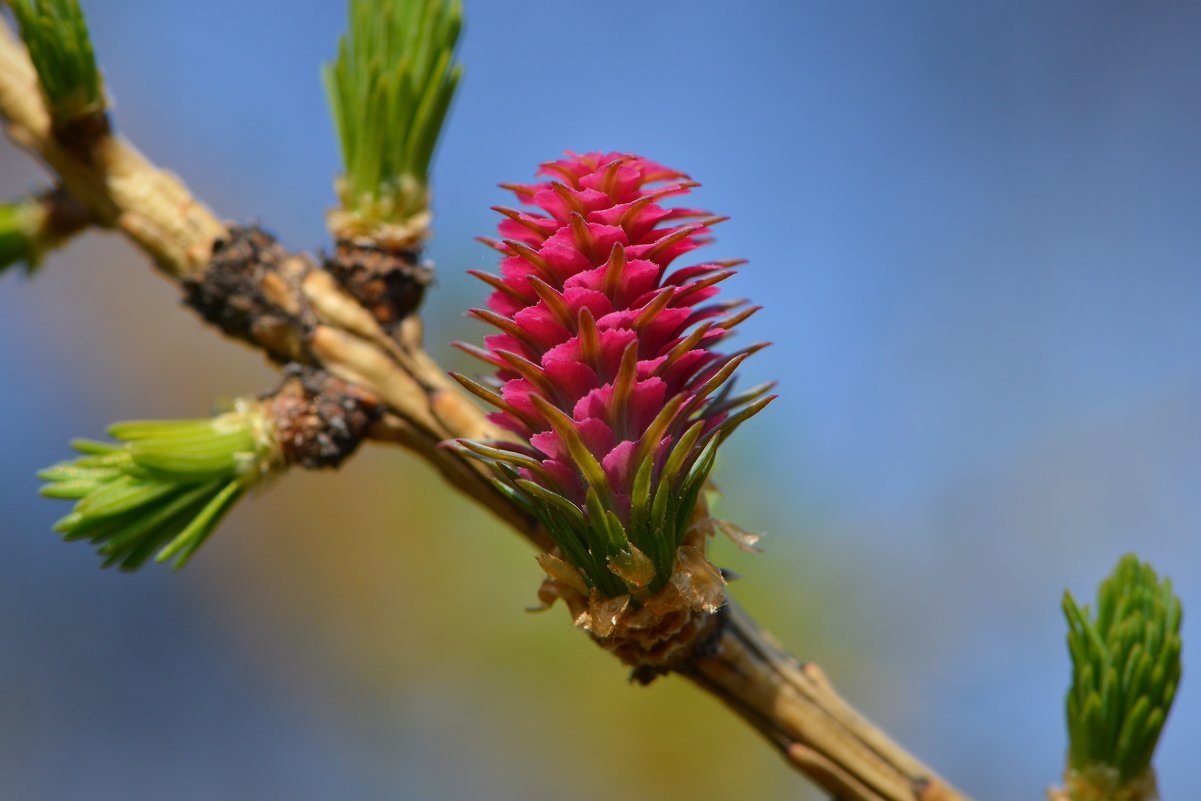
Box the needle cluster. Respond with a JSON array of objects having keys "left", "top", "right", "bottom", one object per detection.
[
  {"left": 323, "top": 0, "right": 462, "bottom": 242},
  {"left": 1063, "top": 554, "right": 1183, "bottom": 792},
  {"left": 39, "top": 405, "right": 279, "bottom": 570}
]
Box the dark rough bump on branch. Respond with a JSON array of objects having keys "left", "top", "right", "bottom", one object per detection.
[
  {"left": 183, "top": 225, "right": 431, "bottom": 362},
  {"left": 183, "top": 225, "right": 321, "bottom": 364},
  {"left": 182, "top": 226, "right": 386, "bottom": 471},
  {"left": 267, "top": 367, "right": 380, "bottom": 470},
  {"left": 325, "top": 239, "right": 432, "bottom": 330}
]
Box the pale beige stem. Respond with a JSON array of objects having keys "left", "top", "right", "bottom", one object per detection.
[
  {"left": 689, "top": 602, "right": 975, "bottom": 801},
  {"left": 0, "top": 24, "right": 225, "bottom": 275}
]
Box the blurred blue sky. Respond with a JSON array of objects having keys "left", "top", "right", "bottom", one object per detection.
[{"left": 3, "top": 1, "right": 1200, "bottom": 799}]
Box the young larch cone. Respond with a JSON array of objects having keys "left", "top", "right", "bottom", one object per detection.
[{"left": 453, "top": 152, "right": 774, "bottom": 669}]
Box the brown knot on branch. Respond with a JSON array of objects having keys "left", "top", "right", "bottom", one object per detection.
[
  {"left": 266, "top": 367, "right": 381, "bottom": 471},
  {"left": 183, "top": 225, "right": 322, "bottom": 364},
  {"left": 324, "top": 239, "right": 433, "bottom": 331}
]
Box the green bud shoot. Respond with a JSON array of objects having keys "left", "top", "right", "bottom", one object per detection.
[
  {"left": 322, "top": 0, "right": 463, "bottom": 245},
  {"left": 38, "top": 401, "right": 280, "bottom": 570},
  {"left": 1062, "top": 554, "right": 1183, "bottom": 798},
  {"left": 10, "top": 0, "right": 104, "bottom": 124}
]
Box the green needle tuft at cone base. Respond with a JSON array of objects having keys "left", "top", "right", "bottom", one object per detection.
[
  {"left": 323, "top": 0, "right": 462, "bottom": 244},
  {"left": 10, "top": 0, "right": 104, "bottom": 123},
  {"left": 38, "top": 401, "right": 281, "bottom": 570},
  {"left": 1062, "top": 554, "right": 1183, "bottom": 798}
]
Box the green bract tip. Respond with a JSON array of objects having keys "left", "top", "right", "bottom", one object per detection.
[
  {"left": 1062, "top": 554, "right": 1183, "bottom": 795},
  {"left": 10, "top": 0, "right": 104, "bottom": 123},
  {"left": 38, "top": 402, "right": 280, "bottom": 570},
  {"left": 322, "top": 0, "right": 462, "bottom": 245}
]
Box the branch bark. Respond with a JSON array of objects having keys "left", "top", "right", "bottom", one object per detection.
[
  {"left": 0, "top": 23, "right": 975, "bottom": 801},
  {"left": 0, "top": 25, "right": 224, "bottom": 275},
  {"left": 688, "top": 603, "right": 967, "bottom": 801}
]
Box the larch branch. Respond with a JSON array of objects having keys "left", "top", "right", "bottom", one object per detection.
[{"left": 0, "top": 23, "right": 976, "bottom": 801}]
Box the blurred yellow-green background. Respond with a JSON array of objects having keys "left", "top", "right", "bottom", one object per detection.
[{"left": 2, "top": 2, "right": 1199, "bottom": 799}]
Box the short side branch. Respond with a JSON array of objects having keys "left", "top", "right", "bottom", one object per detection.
[{"left": 0, "top": 23, "right": 225, "bottom": 275}]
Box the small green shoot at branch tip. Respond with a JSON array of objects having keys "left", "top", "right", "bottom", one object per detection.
[
  {"left": 0, "top": 197, "right": 45, "bottom": 276},
  {"left": 323, "top": 0, "right": 463, "bottom": 243},
  {"left": 1062, "top": 554, "right": 1183, "bottom": 795},
  {"left": 10, "top": 0, "right": 104, "bottom": 122},
  {"left": 38, "top": 402, "right": 280, "bottom": 570}
]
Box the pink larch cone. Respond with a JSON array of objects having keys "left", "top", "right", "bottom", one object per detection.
[{"left": 453, "top": 152, "right": 774, "bottom": 606}]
